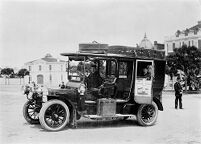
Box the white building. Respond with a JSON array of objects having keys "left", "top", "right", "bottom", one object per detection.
[
  {"left": 24, "top": 54, "right": 68, "bottom": 87},
  {"left": 165, "top": 21, "right": 201, "bottom": 55}
]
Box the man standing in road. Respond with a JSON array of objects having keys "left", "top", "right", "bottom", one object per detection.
[{"left": 174, "top": 77, "right": 183, "bottom": 109}]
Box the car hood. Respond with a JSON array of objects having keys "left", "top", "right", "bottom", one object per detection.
[
  {"left": 47, "top": 88, "right": 77, "bottom": 96},
  {"left": 66, "top": 81, "right": 81, "bottom": 88}
]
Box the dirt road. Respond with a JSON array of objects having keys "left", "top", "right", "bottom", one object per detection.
[{"left": 0, "top": 85, "right": 201, "bottom": 144}]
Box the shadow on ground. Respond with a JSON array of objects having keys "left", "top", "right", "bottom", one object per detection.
[
  {"left": 76, "top": 118, "right": 138, "bottom": 129},
  {"left": 25, "top": 118, "right": 139, "bottom": 132}
]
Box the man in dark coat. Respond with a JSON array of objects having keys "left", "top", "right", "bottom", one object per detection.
[
  {"left": 85, "top": 64, "right": 103, "bottom": 89},
  {"left": 174, "top": 77, "right": 183, "bottom": 109},
  {"left": 84, "top": 63, "right": 104, "bottom": 101}
]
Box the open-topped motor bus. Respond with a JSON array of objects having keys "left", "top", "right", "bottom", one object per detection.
[{"left": 23, "top": 43, "right": 166, "bottom": 131}]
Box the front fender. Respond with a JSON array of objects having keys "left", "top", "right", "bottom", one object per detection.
[{"left": 47, "top": 95, "right": 76, "bottom": 109}]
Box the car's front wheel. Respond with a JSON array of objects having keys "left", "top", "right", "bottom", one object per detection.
[
  {"left": 23, "top": 101, "right": 40, "bottom": 124},
  {"left": 39, "top": 100, "right": 70, "bottom": 131},
  {"left": 136, "top": 101, "right": 158, "bottom": 126}
]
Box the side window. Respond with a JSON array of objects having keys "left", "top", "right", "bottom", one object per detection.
[
  {"left": 39, "top": 65, "right": 42, "bottom": 71},
  {"left": 99, "top": 60, "right": 106, "bottom": 78},
  {"left": 136, "top": 61, "right": 153, "bottom": 81},
  {"left": 106, "top": 60, "right": 117, "bottom": 77},
  {"left": 119, "top": 62, "right": 127, "bottom": 78},
  {"left": 111, "top": 61, "right": 116, "bottom": 76}
]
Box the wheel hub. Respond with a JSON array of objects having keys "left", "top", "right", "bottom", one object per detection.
[
  {"left": 51, "top": 113, "right": 59, "bottom": 121},
  {"left": 53, "top": 114, "right": 59, "bottom": 119}
]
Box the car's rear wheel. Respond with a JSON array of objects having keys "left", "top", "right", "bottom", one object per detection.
[
  {"left": 136, "top": 101, "right": 158, "bottom": 126},
  {"left": 39, "top": 100, "right": 70, "bottom": 131},
  {"left": 23, "top": 101, "right": 40, "bottom": 124}
]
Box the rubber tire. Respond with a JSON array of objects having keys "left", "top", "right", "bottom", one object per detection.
[
  {"left": 23, "top": 101, "right": 40, "bottom": 124},
  {"left": 39, "top": 100, "right": 70, "bottom": 131},
  {"left": 136, "top": 101, "right": 158, "bottom": 126}
]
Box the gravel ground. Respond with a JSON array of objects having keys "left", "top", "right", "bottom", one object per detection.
[{"left": 0, "top": 85, "right": 201, "bottom": 144}]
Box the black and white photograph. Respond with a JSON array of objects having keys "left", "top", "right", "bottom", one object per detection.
[{"left": 0, "top": 0, "right": 201, "bottom": 143}]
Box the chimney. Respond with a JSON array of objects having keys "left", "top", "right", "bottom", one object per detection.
[
  {"left": 154, "top": 41, "right": 157, "bottom": 45},
  {"left": 198, "top": 21, "right": 201, "bottom": 25}
]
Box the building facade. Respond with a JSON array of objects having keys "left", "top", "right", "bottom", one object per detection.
[
  {"left": 165, "top": 21, "right": 201, "bottom": 55},
  {"left": 24, "top": 54, "right": 68, "bottom": 87}
]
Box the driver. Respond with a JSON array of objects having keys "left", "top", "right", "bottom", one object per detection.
[{"left": 84, "top": 63, "right": 104, "bottom": 90}]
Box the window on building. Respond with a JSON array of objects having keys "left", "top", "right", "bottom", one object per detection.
[
  {"left": 182, "top": 42, "right": 184, "bottom": 46},
  {"left": 50, "top": 74, "right": 52, "bottom": 81},
  {"left": 29, "top": 66, "right": 31, "bottom": 71},
  {"left": 189, "top": 41, "right": 191, "bottom": 47},
  {"left": 172, "top": 43, "right": 175, "bottom": 49},
  {"left": 167, "top": 43, "right": 173, "bottom": 53},
  {"left": 29, "top": 76, "right": 32, "bottom": 82},
  {"left": 198, "top": 40, "right": 201, "bottom": 49},
  {"left": 49, "top": 65, "right": 52, "bottom": 71},
  {"left": 194, "top": 29, "right": 198, "bottom": 35},
  {"left": 39, "top": 65, "right": 42, "bottom": 71}
]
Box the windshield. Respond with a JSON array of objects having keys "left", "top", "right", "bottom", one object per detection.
[
  {"left": 67, "top": 56, "right": 117, "bottom": 84},
  {"left": 68, "top": 60, "right": 89, "bottom": 82}
]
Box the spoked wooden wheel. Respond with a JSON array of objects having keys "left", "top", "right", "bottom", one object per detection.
[
  {"left": 23, "top": 101, "right": 40, "bottom": 124},
  {"left": 39, "top": 100, "right": 70, "bottom": 131},
  {"left": 137, "top": 101, "right": 158, "bottom": 126}
]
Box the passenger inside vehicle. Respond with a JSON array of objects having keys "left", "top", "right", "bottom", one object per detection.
[
  {"left": 137, "top": 62, "right": 152, "bottom": 81},
  {"left": 142, "top": 67, "right": 151, "bottom": 80}
]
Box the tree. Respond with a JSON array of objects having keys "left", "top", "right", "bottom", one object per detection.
[
  {"left": 17, "top": 68, "right": 29, "bottom": 85},
  {"left": 166, "top": 45, "right": 201, "bottom": 90},
  {"left": 0, "top": 68, "right": 14, "bottom": 84},
  {"left": 17, "top": 68, "right": 29, "bottom": 78},
  {"left": 1, "top": 68, "right": 14, "bottom": 76}
]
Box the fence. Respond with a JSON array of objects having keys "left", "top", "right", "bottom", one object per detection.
[{"left": 0, "top": 78, "right": 25, "bottom": 85}]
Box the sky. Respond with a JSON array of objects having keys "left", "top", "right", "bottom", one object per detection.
[{"left": 0, "top": 0, "right": 201, "bottom": 68}]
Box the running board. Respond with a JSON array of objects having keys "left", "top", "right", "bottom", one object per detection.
[{"left": 83, "top": 114, "right": 135, "bottom": 119}]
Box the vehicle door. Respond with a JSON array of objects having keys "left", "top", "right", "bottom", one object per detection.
[{"left": 134, "top": 60, "right": 154, "bottom": 104}]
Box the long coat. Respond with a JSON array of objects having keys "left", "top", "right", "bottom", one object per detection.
[
  {"left": 85, "top": 71, "right": 103, "bottom": 89},
  {"left": 174, "top": 82, "right": 182, "bottom": 96}
]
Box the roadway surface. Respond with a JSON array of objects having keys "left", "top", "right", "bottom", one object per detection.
[{"left": 0, "top": 85, "right": 201, "bottom": 144}]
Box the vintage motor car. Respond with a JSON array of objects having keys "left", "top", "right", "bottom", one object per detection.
[{"left": 23, "top": 43, "right": 166, "bottom": 131}]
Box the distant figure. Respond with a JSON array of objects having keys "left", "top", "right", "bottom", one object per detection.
[
  {"left": 59, "top": 82, "right": 65, "bottom": 89},
  {"left": 30, "top": 81, "right": 37, "bottom": 91},
  {"left": 24, "top": 83, "right": 31, "bottom": 95},
  {"left": 174, "top": 77, "right": 183, "bottom": 109}
]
